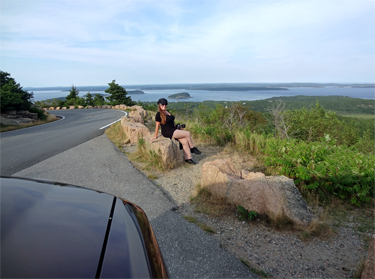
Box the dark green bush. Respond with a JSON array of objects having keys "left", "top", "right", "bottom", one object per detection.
[
  {"left": 29, "top": 107, "right": 47, "bottom": 120},
  {"left": 1, "top": 71, "right": 33, "bottom": 111},
  {"left": 352, "top": 130, "right": 375, "bottom": 155},
  {"left": 286, "top": 102, "right": 360, "bottom": 146},
  {"left": 263, "top": 137, "right": 375, "bottom": 206}
]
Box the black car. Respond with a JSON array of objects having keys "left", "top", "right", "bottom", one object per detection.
[{"left": 1, "top": 176, "right": 168, "bottom": 278}]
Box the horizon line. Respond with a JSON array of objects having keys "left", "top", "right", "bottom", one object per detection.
[{"left": 24, "top": 81, "right": 375, "bottom": 88}]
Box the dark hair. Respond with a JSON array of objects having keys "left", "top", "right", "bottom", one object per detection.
[{"left": 157, "top": 98, "right": 168, "bottom": 106}]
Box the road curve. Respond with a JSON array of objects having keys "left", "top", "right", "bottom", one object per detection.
[{"left": 0, "top": 109, "right": 126, "bottom": 176}]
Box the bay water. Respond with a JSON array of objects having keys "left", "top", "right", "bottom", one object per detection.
[{"left": 32, "top": 87, "right": 374, "bottom": 103}]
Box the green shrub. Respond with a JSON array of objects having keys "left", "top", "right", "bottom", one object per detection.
[
  {"left": 29, "top": 107, "right": 47, "bottom": 120},
  {"left": 352, "top": 130, "right": 375, "bottom": 156},
  {"left": 286, "top": 102, "right": 360, "bottom": 146},
  {"left": 263, "top": 138, "right": 375, "bottom": 206},
  {"left": 237, "top": 206, "right": 259, "bottom": 221}
]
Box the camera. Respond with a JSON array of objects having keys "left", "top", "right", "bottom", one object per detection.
[{"left": 176, "top": 123, "right": 186, "bottom": 130}]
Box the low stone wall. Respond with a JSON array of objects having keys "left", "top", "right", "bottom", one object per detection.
[{"left": 43, "top": 104, "right": 131, "bottom": 111}]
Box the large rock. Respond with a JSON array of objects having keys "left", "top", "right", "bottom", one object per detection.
[
  {"left": 69, "top": 106, "right": 75, "bottom": 109},
  {"left": 362, "top": 234, "right": 375, "bottom": 279},
  {"left": 4, "top": 110, "right": 16, "bottom": 115},
  {"left": 0, "top": 116, "right": 35, "bottom": 125},
  {"left": 145, "top": 136, "right": 184, "bottom": 167},
  {"left": 121, "top": 112, "right": 144, "bottom": 124},
  {"left": 128, "top": 112, "right": 144, "bottom": 124},
  {"left": 16, "top": 110, "right": 29, "bottom": 116},
  {"left": 201, "top": 158, "right": 313, "bottom": 225},
  {"left": 129, "top": 106, "right": 147, "bottom": 119},
  {"left": 120, "top": 116, "right": 150, "bottom": 144},
  {"left": 0, "top": 110, "right": 38, "bottom": 125},
  {"left": 120, "top": 114, "right": 183, "bottom": 167},
  {"left": 25, "top": 112, "right": 38, "bottom": 120}
]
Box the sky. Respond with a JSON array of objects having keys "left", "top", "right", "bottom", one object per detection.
[{"left": 0, "top": 0, "right": 374, "bottom": 87}]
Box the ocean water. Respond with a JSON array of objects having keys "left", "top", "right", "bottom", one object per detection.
[{"left": 32, "top": 87, "right": 375, "bottom": 103}]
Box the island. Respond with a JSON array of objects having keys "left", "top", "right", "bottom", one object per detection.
[
  {"left": 168, "top": 92, "right": 192, "bottom": 100},
  {"left": 127, "top": 90, "right": 145, "bottom": 94}
]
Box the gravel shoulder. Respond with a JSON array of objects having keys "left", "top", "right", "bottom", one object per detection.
[{"left": 122, "top": 142, "right": 373, "bottom": 278}]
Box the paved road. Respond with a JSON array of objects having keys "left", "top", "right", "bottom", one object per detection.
[
  {"left": 0, "top": 109, "right": 125, "bottom": 176},
  {"left": 4, "top": 110, "right": 257, "bottom": 278}
]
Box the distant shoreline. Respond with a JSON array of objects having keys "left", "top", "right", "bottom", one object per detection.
[
  {"left": 31, "top": 85, "right": 375, "bottom": 102},
  {"left": 188, "top": 87, "right": 288, "bottom": 91},
  {"left": 25, "top": 83, "right": 375, "bottom": 92}
]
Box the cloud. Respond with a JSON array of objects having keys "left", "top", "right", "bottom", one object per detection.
[{"left": 0, "top": 0, "right": 374, "bottom": 86}]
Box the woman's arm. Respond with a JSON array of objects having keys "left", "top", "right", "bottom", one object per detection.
[{"left": 150, "top": 121, "right": 161, "bottom": 140}]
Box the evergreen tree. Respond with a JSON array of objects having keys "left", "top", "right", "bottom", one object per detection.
[
  {"left": 66, "top": 85, "right": 79, "bottom": 100},
  {"left": 0, "top": 71, "right": 34, "bottom": 111},
  {"left": 105, "top": 80, "right": 134, "bottom": 106},
  {"left": 84, "top": 92, "right": 94, "bottom": 106},
  {"left": 93, "top": 94, "right": 105, "bottom": 106}
]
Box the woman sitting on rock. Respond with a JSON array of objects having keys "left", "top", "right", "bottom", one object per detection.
[{"left": 150, "top": 98, "right": 201, "bottom": 164}]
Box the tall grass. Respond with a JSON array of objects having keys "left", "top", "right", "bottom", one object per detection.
[
  {"left": 128, "top": 138, "right": 171, "bottom": 171},
  {"left": 234, "top": 130, "right": 267, "bottom": 156},
  {"left": 104, "top": 121, "right": 129, "bottom": 147}
]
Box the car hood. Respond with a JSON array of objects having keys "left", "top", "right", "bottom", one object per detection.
[{"left": 1, "top": 177, "right": 167, "bottom": 278}]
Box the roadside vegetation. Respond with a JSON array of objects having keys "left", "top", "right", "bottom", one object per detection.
[
  {"left": 115, "top": 97, "right": 374, "bottom": 242},
  {"left": 0, "top": 71, "right": 56, "bottom": 132},
  {"left": 106, "top": 94, "right": 375, "bottom": 241},
  {"left": 154, "top": 100, "right": 374, "bottom": 207},
  {"left": 109, "top": 95, "right": 375, "bottom": 209},
  {"left": 105, "top": 92, "right": 374, "bottom": 246}
]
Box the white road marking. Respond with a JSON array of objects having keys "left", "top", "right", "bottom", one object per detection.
[{"left": 99, "top": 110, "right": 127, "bottom": 130}]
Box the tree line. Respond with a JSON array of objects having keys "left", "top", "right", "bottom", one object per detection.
[
  {"left": 0, "top": 71, "right": 136, "bottom": 113},
  {"left": 34, "top": 80, "right": 135, "bottom": 108}
]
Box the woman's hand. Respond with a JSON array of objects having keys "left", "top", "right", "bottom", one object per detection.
[{"left": 150, "top": 136, "right": 157, "bottom": 141}]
